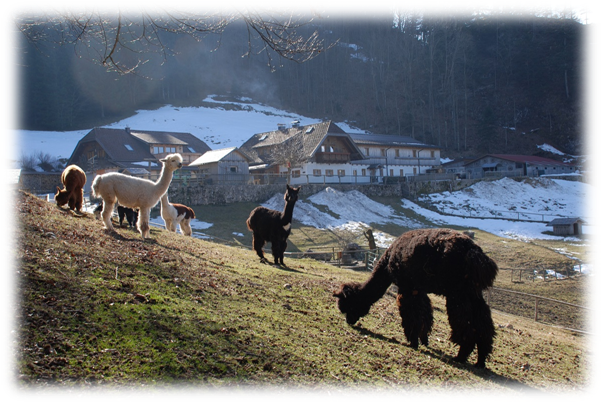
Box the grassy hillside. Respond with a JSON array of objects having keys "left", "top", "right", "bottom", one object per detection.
[{"left": 14, "top": 191, "right": 589, "bottom": 391}]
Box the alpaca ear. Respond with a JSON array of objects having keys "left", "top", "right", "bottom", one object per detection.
[{"left": 333, "top": 291, "right": 343, "bottom": 299}]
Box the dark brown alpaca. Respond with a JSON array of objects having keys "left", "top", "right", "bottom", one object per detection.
[
  {"left": 55, "top": 165, "right": 86, "bottom": 212},
  {"left": 246, "top": 184, "right": 301, "bottom": 265},
  {"left": 334, "top": 228, "right": 498, "bottom": 368}
]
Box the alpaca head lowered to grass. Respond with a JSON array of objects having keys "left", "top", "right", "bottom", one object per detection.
[{"left": 334, "top": 228, "right": 498, "bottom": 369}]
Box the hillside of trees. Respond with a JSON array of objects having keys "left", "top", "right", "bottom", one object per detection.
[{"left": 18, "top": 12, "right": 584, "bottom": 158}]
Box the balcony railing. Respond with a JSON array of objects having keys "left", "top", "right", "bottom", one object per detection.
[{"left": 314, "top": 152, "right": 351, "bottom": 163}]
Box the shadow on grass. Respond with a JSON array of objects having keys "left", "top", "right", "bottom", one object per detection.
[
  {"left": 351, "top": 324, "right": 401, "bottom": 344},
  {"left": 349, "top": 324, "right": 538, "bottom": 392},
  {"left": 421, "top": 347, "right": 539, "bottom": 391}
]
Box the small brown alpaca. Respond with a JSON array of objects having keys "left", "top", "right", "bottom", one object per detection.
[{"left": 55, "top": 165, "right": 86, "bottom": 212}]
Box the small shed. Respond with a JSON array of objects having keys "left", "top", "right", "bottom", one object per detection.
[{"left": 546, "top": 217, "right": 585, "bottom": 236}]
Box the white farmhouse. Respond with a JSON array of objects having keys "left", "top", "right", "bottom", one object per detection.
[{"left": 239, "top": 120, "right": 441, "bottom": 186}]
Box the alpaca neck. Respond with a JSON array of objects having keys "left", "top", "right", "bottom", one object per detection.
[
  {"left": 155, "top": 165, "right": 174, "bottom": 195},
  {"left": 360, "top": 254, "right": 393, "bottom": 305},
  {"left": 281, "top": 199, "right": 297, "bottom": 225}
]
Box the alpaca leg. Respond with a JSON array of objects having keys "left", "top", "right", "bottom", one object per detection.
[
  {"left": 137, "top": 208, "right": 151, "bottom": 239},
  {"left": 252, "top": 234, "right": 268, "bottom": 263},
  {"left": 75, "top": 189, "right": 84, "bottom": 212},
  {"left": 472, "top": 294, "right": 495, "bottom": 368},
  {"left": 445, "top": 294, "right": 477, "bottom": 365},
  {"left": 181, "top": 219, "right": 192, "bottom": 236},
  {"left": 101, "top": 201, "right": 115, "bottom": 230},
  {"left": 397, "top": 292, "right": 433, "bottom": 348},
  {"left": 272, "top": 241, "right": 283, "bottom": 265}
]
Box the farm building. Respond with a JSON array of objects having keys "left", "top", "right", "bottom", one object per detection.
[
  {"left": 463, "top": 154, "right": 577, "bottom": 179},
  {"left": 546, "top": 217, "right": 585, "bottom": 236},
  {"left": 189, "top": 147, "right": 251, "bottom": 184}
]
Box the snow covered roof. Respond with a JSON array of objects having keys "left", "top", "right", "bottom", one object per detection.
[{"left": 189, "top": 147, "right": 248, "bottom": 166}]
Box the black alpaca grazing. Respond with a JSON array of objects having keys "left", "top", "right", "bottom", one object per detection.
[
  {"left": 246, "top": 184, "right": 301, "bottom": 265},
  {"left": 334, "top": 228, "right": 498, "bottom": 368}
]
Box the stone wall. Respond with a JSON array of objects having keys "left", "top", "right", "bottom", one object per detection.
[
  {"left": 165, "top": 179, "right": 476, "bottom": 205},
  {"left": 18, "top": 172, "right": 63, "bottom": 194}
]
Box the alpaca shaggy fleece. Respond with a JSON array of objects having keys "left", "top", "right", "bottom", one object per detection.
[
  {"left": 334, "top": 228, "right": 498, "bottom": 368},
  {"left": 92, "top": 153, "right": 183, "bottom": 239},
  {"left": 55, "top": 165, "right": 86, "bottom": 212},
  {"left": 246, "top": 184, "right": 300, "bottom": 265}
]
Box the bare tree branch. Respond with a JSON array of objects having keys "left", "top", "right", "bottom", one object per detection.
[{"left": 16, "top": 10, "right": 336, "bottom": 74}]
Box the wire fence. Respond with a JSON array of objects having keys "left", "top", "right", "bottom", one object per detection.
[{"left": 485, "top": 287, "right": 589, "bottom": 333}]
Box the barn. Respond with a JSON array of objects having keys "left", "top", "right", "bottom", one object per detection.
[{"left": 546, "top": 217, "right": 585, "bottom": 236}]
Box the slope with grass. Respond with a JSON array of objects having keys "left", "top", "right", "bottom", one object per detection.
[{"left": 14, "top": 191, "right": 589, "bottom": 391}]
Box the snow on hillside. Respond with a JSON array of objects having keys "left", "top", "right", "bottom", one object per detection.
[
  {"left": 418, "top": 177, "right": 587, "bottom": 221},
  {"left": 12, "top": 95, "right": 362, "bottom": 166},
  {"left": 259, "top": 178, "right": 589, "bottom": 246}
]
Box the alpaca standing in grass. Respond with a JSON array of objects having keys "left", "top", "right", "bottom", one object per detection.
[
  {"left": 334, "top": 228, "right": 498, "bottom": 368},
  {"left": 55, "top": 165, "right": 86, "bottom": 212},
  {"left": 246, "top": 184, "right": 301, "bottom": 265},
  {"left": 91, "top": 154, "right": 183, "bottom": 239},
  {"left": 160, "top": 193, "right": 195, "bottom": 236}
]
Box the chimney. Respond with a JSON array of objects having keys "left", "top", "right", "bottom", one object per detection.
[
  {"left": 125, "top": 126, "right": 131, "bottom": 134},
  {"left": 277, "top": 123, "right": 286, "bottom": 131},
  {"left": 291, "top": 120, "right": 300, "bottom": 128}
]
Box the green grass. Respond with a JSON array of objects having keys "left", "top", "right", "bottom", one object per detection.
[{"left": 15, "top": 191, "right": 590, "bottom": 390}]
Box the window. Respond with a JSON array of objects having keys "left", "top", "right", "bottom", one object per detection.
[
  {"left": 321, "top": 145, "right": 326, "bottom": 152},
  {"left": 313, "top": 169, "right": 322, "bottom": 176},
  {"left": 400, "top": 169, "right": 404, "bottom": 176},
  {"left": 229, "top": 166, "right": 238, "bottom": 173},
  {"left": 430, "top": 150, "right": 435, "bottom": 158},
  {"left": 124, "top": 144, "right": 134, "bottom": 151},
  {"left": 412, "top": 150, "right": 417, "bottom": 157},
  {"left": 189, "top": 147, "right": 196, "bottom": 153},
  {"left": 390, "top": 169, "right": 394, "bottom": 176},
  {"left": 381, "top": 148, "right": 386, "bottom": 157},
  {"left": 337, "top": 169, "right": 345, "bottom": 176},
  {"left": 395, "top": 149, "right": 400, "bottom": 157},
  {"left": 153, "top": 146, "right": 164, "bottom": 154},
  {"left": 353, "top": 170, "right": 357, "bottom": 176},
  {"left": 325, "top": 169, "right": 334, "bottom": 177},
  {"left": 167, "top": 146, "right": 176, "bottom": 153},
  {"left": 361, "top": 169, "right": 366, "bottom": 176},
  {"left": 364, "top": 148, "right": 370, "bottom": 156},
  {"left": 413, "top": 167, "right": 417, "bottom": 174},
  {"left": 292, "top": 170, "right": 301, "bottom": 178}
]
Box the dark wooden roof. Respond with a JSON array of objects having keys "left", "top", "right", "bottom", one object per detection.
[
  {"left": 546, "top": 217, "right": 585, "bottom": 226},
  {"left": 67, "top": 127, "right": 211, "bottom": 168},
  {"left": 239, "top": 121, "right": 363, "bottom": 166},
  {"left": 130, "top": 130, "right": 211, "bottom": 154},
  {"left": 348, "top": 133, "right": 439, "bottom": 149},
  {"left": 71, "top": 127, "right": 155, "bottom": 164}
]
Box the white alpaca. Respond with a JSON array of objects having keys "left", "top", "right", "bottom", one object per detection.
[
  {"left": 91, "top": 154, "right": 183, "bottom": 239},
  {"left": 160, "top": 193, "right": 195, "bottom": 236}
]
